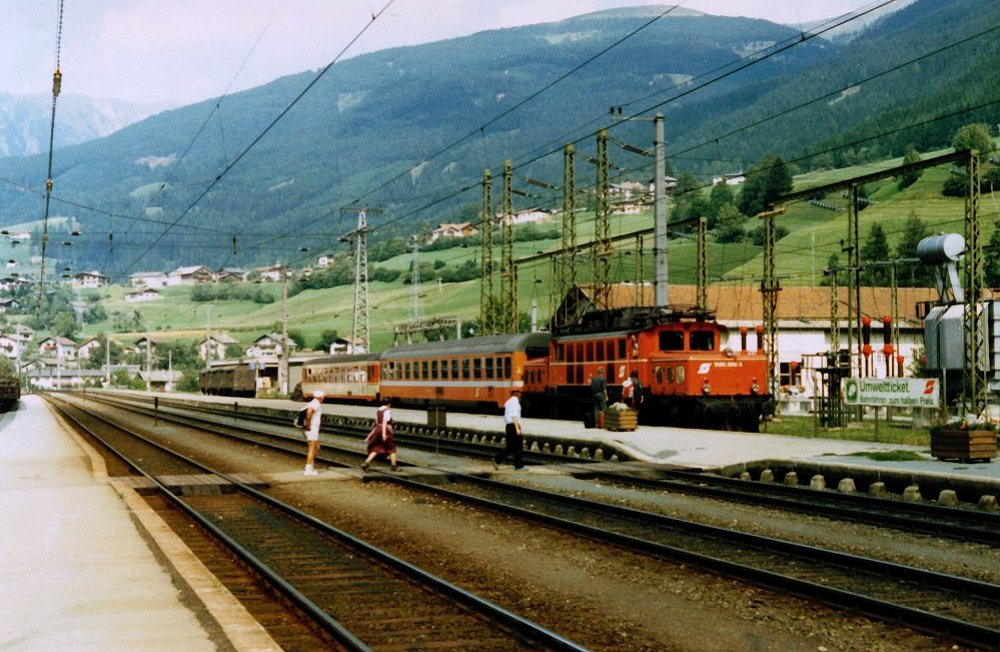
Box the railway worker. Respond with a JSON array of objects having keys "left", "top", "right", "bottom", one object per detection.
[
  {"left": 491, "top": 387, "right": 524, "bottom": 470},
  {"left": 590, "top": 367, "right": 609, "bottom": 429},
  {"left": 303, "top": 390, "right": 325, "bottom": 476},
  {"left": 361, "top": 398, "right": 399, "bottom": 472}
]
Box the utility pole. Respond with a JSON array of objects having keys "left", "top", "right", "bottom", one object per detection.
[
  {"left": 410, "top": 236, "right": 421, "bottom": 322},
  {"left": 696, "top": 217, "right": 707, "bottom": 312},
  {"left": 145, "top": 321, "right": 151, "bottom": 393},
  {"left": 204, "top": 305, "right": 212, "bottom": 370},
  {"left": 653, "top": 113, "right": 668, "bottom": 307},
  {"left": 279, "top": 264, "right": 289, "bottom": 395}
]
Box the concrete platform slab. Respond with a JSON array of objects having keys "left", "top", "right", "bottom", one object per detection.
[{"left": 0, "top": 395, "right": 277, "bottom": 652}]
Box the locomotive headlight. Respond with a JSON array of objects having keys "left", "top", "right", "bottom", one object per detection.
[{"left": 702, "top": 381, "right": 711, "bottom": 394}]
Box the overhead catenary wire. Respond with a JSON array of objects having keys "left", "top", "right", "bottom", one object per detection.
[
  {"left": 36, "top": 0, "right": 66, "bottom": 310},
  {"left": 117, "top": 0, "right": 397, "bottom": 278}
]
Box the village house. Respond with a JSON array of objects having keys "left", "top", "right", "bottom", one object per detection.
[
  {"left": 76, "top": 337, "right": 102, "bottom": 360},
  {"left": 315, "top": 255, "right": 335, "bottom": 269},
  {"left": 167, "top": 265, "right": 215, "bottom": 286},
  {"left": 124, "top": 288, "right": 162, "bottom": 303},
  {"left": 609, "top": 181, "right": 648, "bottom": 200},
  {"left": 0, "top": 298, "right": 20, "bottom": 313},
  {"left": 256, "top": 264, "right": 286, "bottom": 282},
  {"left": 500, "top": 209, "right": 553, "bottom": 226},
  {"left": 329, "top": 335, "right": 367, "bottom": 355},
  {"left": 647, "top": 175, "right": 678, "bottom": 195},
  {"left": 216, "top": 267, "right": 249, "bottom": 283},
  {"left": 0, "top": 276, "right": 30, "bottom": 292},
  {"left": 245, "top": 332, "right": 296, "bottom": 359},
  {"left": 0, "top": 331, "right": 30, "bottom": 362},
  {"left": 712, "top": 173, "right": 746, "bottom": 186},
  {"left": 37, "top": 336, "right": 78, "bottom": 361},
  {"left": 129, "top": 271, "right": 169, "bottom": 288},
  {"left": 198, "top": 333, "right": 238, "bottom": 361},
  {"left": 428, "top": 223, "right": 478, "bottom": 243},
  {"left": 72, "top": 271, "right": 110, "bottom": 288}
]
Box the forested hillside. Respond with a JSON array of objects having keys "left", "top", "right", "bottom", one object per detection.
[{"left": 1, "top": 0, "right": 997, "bottom": 279}]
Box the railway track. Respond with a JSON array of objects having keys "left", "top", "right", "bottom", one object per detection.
[
  {"left": 49, "top": 394, "right": 589, "bottom": 651},
  {"left": 86, "top": 391, "right": 1000, "bottom": 545},
  {"left": 377, "top": 470, "right": 1000, "bottom": 649},
  {"left": 64, "top": 392, "right": 1000, "bottom": 647}
]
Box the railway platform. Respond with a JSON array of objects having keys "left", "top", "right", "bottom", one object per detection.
[
  {"left": 0, "top": 395, "right": 279, "bottom": 652},
  {"left": 172, "top": 390, "right": 1000, "bottom": 498}
]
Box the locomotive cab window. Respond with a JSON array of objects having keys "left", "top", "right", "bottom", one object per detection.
[
  {"left": 659, "top": 331, "right": 684, "bottom": 351},
  {"left": 691, "top": 331, "right": 715, "bottom": 351}
]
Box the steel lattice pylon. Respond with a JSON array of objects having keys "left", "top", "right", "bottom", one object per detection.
[
  {"left": 342, "top": 207, "right": 379, "bottom": 352},
  {"left": 592, "top": 129, "right": 611, "bottom": 310},
  {"left": 479, "top": 169, "right": 495, "bottom": 335},
  {"left": 963, "top": 150, "right": 987, "bottom": 418},
  {"left": 556, "top": 144, "right": 577, "bottom": 326},
  {"left": 499, "top": 160, "right": 517, "bottom": 333}
]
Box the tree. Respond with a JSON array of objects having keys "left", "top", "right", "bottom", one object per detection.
[
  {"left": 986, "top": 226, "right": 1000, "bottom": 288},
  {"left": 952, "top": 123, "right": 995, "bottom": 155},
  {"left": 860, "top": 223, "right": 890, "bottom": 286},
  {"left": 897, "top": 148, "right": 922, "bottom": 190},
  {"left": 894, "top": 212, "right": 935, "bottom": 287},
  {"left": 714, "top": 204, "right": 746, "bottom": 243},
  {"left": 707, "top": 182, "right": 735, "bottom": 228},
  {"left": 737, "top": 154, "right": 792, "bottom": 217},
  {"left": 315, "top": 329, "right": 339, "bottom": 351}
]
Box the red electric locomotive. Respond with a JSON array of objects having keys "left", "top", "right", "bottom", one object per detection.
[{"left": 523, "top": 307, "right": 772, "bottom": 431}]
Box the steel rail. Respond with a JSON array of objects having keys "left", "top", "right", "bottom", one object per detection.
[{"left": 51, "top": 395, "right": 592, "bottom": 652}]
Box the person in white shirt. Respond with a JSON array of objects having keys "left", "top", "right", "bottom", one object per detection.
[
  {"left": 303, "top": 391, "right": 324, "bottom": 476},
  {"left": 491, "top": 388, "right": 524, "bottom": 470}
]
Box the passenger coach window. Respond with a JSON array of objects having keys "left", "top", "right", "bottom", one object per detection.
[
  {"left": 421, "top": 360, "right": 429, "bottom": 379},
  {"left": 431, "top": 360, "right": 439, "bottom": 380},
  {"left": 485, "top": 357, "right": 494, "bottom": 379},
  {"left": 691, "top": 331, "right": 715, "bottom": 351},
  {"left": 451, "top": 359, "right": 458, "bottom": 379},
  {"left": 659, "top": 331, "right": 684, "bottom": 351},
  {"left": 618, "top": 339, "right": 626, "bottom": 359},
  {"left": 504, "top": 357, "right": 511, "bottom": 379},
  {"left": 474, "top": 358, "right": 482, "bottom": 379},
  {"left": 462, "top": 359, "right": 470, "bottom": 379}
]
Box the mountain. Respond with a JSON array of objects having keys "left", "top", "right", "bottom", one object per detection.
[
  {"left": 0, "top": 93, "right": 169, "bottom": 157},
  {"left": 0, "top": 0, "right": 995, "bottom": 278}
]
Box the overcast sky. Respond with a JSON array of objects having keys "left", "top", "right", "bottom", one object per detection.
[{"left": 2, "top": 0, "right": 892, "bottom": 106}]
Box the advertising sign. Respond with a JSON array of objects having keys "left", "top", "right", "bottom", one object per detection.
[{"left": 842, "top": 377, "right": 939, "bottom": 407}]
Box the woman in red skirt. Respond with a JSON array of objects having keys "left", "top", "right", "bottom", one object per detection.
[{"left": 361, "top": 398, "right": 399, "bottom": 472}]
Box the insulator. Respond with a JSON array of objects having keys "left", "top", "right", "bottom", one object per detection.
[
  {"left": 882, "top": 315, "right": 892, "bottom": 345},
  {"left": 862, "top": 344, "right": 872, "bottom": 358},
  {"left": 52, "top": 69, "right": 62, "bottom": 97},
  {"left": 739, "top": 326, "right": 748, "bottom": 352},
  {"left": 861, "top": 316, "right": 871, "bottom": 345}
]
